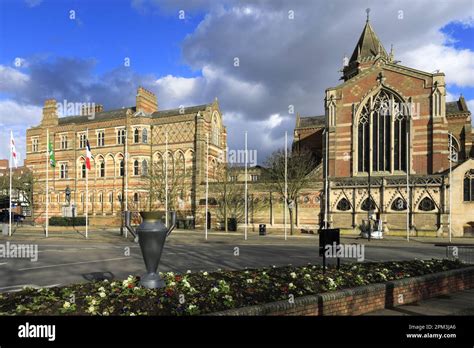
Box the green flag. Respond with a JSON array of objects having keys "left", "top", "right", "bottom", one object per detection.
[{"left": 48, "top": 141, "right": 55, "bottom": 167}]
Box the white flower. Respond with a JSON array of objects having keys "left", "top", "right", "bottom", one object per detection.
[
  {"left": 102, "top": 311, "right": 109, "bottom": 316},
  {"left": 246, "top": 279, "right": 253, "bottom": 284},
  {"left": 186, "top": 270, "right": 192, "bottom": 274},
  {"left": 211, "top": 287, "right": 219, "bottom": 293},
  {"left": 63, "top": 301, "right": 71, "bottom": 309},
  {"left": 188, "top": 304, "right": 197, "bottom": 311},
  {"left": 88, "top": 306, "right": 96, "bottom": 313},
  {"left": 290, "top": 272, "right": 297, "bottom": 279},
  {"left": 169, "top": 282, "right": 176, "bottom": 287},
  {"left": 182, "top": 280, "right": 191, "bottom": 288},
  {"left": 262, "top": 272, "right": 267, "bottom": 276},
  {"left": 244, "top": 270, "right": 249, "bottom": 274},
  {"left": 304, "top": 274, "right": 311, "bottom": 279},
  {"left": 99, "top": 292, "right": 106, "bottom": 298},
  {"left": 98, "top": 287, "right": 105, "bottom": 292},
  {"left": 289, "top": 283, "right": 295, "bottom": 289},
  {"left": 91, "top": 299, "right": 97, "bottom": 305},
  {"left": 129, "top": 313, "right": 136, "bottom": 316},
  {"left": 224, "top": 295, "right": 233, "bottom": 301},
  {"left": 203, "top": 271, "right": 208, "bottom": 276}
]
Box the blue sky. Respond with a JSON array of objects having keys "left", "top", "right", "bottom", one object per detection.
[
  {"left": 0, "top": 0, "right": 473, "bottom": 164},
  {"left": 0, "top": 0, "right": 204, "bottom": 78}
]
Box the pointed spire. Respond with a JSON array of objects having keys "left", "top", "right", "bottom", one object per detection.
[
  {"left": 366, "top": 8, "right": 370, "bottom": 22},
  {"left": 349, "top": 11, "right": 388, "bottom": 64}
]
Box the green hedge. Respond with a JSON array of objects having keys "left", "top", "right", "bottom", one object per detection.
[{"left": 49, "top": 216, "right": 86, "bottom": 226}]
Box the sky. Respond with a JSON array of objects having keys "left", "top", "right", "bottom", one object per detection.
[{"left": 0, "top": 0, "right": 473, "bottom": 165}]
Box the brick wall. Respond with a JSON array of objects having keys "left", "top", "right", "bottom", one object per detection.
[{"left": 211, "top": 266, "right": 474, "bottom": 316}]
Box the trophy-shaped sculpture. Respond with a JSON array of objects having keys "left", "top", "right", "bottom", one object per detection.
[{"left": 137, "top": 211, "right": 176, "bottom": 288}]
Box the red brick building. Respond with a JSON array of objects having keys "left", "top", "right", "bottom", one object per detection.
[{"left": 317, "top": 17, "right": 473, "bottom": 236}]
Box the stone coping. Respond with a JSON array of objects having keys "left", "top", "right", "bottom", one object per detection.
[{"left": 210, "top": 266, "right": 474, "bottom": 316}]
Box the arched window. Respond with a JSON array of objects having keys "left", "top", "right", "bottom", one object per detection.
[
  {"left": 142, "top": 128, "right": 148, "bottom": 144},
  {"left": 108, "top": 192, "right": 113, "bottom": 203},
  {"left": 336, "top": 198, "right": 351, "bottom": 211},
  {"left": 134, "top": 128, "right": 140, "bottom": 143},
  {"left": 449, "top": 134, "right": 460, "bottom": 163},
  {"left": 100, "top": 160, "right": 105, "bottom": 178},
  {"left": 134, "top": 160, "right": 139, "bottom": 176},
  {"left": 81, "top": 163, "right": 86, "bottom": 178},
  {"left": 134, "top": 192, "right": 139, "bottom": 203},
  {"left": 391, "top": 197, "right": 407, "bottom": 211},
  {"left": 141, "top": 159, "right": 148, "bottom": 176},
  {"left": 98, "top": 192, "right": 103, "bottom": 203},
  {"left": 418, "top": 197, "right": 435, "bottom": 211},
  {"left": 464, "top": 170, "right": 474, "bottom": 202},
  {"left": 361, "top": 197, "right": 376, "bottom": 211},
  {"left": 119, "top": 159, "right": 124, "bottom": 177},
  {"left": 211, "top": 114, "right": 219, "bottom": 146},
  {"left": 358, "top": 89, "right": 408, "bottom": 173}
]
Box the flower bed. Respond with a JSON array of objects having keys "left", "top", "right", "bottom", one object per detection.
[{"left": 0, "top": 259, "right": 467, "bottom": 316}]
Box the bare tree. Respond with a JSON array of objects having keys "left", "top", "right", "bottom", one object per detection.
[
  {"left": 142, "top": 158, "right": 190, "bottom": 217},
  {"left": 263, "top": 148, "right": 315, "bottom": 235},
  {"left": 213, "top": 163, "right": 269, "bottom": 232}
]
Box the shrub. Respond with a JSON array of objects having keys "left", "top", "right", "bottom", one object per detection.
[{"left": 49, "top": 216, "right": 86, "bottom": 226}]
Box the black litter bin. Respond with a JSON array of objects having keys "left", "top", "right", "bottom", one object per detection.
[
  {"left": 227, "top": 218, "right": 237, "bottom": 232},
  {"left": 259, "top": 224, "right": 266, "bottom": 236}
]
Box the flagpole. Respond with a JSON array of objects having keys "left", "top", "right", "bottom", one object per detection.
[
  {"left": 124, "top": 127, "right": 128, "bottom": 239},
  {"left": 406, "top": 130, "right": 410, "bottom": 242},
  {"left": 244, "top": 131, "right": 248, "bottom": 241},
  {"left": 9, "top": 131, "right": 12, "bottom": 237},
  {"left": 325, "top": 129, "right": 329, "bottom": 229},
  {"left": 46, "top": 129, "right": 49, "bottom": 238},
  {"left": 205, "top": 132, "right": 209, "bottom": 240},
  {"left": 165, "top": 132, "right": 168, "bottom": 227},
  {"left": 86, "top": 128, "right": 89, "bottom": 239},
  {"left": 449, "top": 133, "right": 452, "bottom": 243},
  {"left": 284, "top": 131, "right": 288, "bottom": 241}
]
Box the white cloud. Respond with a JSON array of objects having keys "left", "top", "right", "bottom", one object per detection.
[
  {"left": 0, "top": 65, "right": 30, "bottom": 93},
  {"left": 400, "top": 44, "right": 474, "bottom": 87},
  {"left": 0, "top": 100, "right": 42, "bottom": 164}
]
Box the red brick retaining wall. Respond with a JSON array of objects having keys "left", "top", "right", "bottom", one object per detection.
[{"left": 212, "top": 266, "right": 474, "bottom": 316}]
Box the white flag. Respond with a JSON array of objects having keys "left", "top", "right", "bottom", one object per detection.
[{"left": 10, "top": 131, "right": 18, "bottom": 168}]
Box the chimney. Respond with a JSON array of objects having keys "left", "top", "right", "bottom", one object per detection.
[
  {"left": 41, "top": 99, "right": 58, "bottom": 127},
  {"left": 136, "top": 86, "right": 158, "bottom": 114}
]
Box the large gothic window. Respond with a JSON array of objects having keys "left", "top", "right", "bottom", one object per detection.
[{"left": 357, "top": 89, "right": 408, "bottom": 173}]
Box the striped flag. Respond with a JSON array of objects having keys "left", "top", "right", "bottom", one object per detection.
[
  {"left": 86, "top": 139, "right": 92, "bottom": 170},
  {"left": 10, "top": 131, "right": 18, "bottom": 168}
]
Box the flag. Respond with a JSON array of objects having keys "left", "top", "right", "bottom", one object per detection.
[
  {"left": 10, "top": 131, "right": 18, "bottom": 168},
  {"left": 48, "top": 141, "right": 55, "bottom": 167},
  {"left": 86, "top": 139, "right": 92, "bottom": 170}
]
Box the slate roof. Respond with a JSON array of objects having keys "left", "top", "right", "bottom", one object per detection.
[
  {"left": 151, "top": 104, "right": 210, "bottom": 118},
  {"left": 446, "top": 97, "right": 470, "bottom": 116},
  {"left": 57, "top": 103, "right": 211, "bottom": 125},
  {"left": 58, "top": 108, "right": 133, "bottom": 125},
  {"left": 297, "top": 115, "right": 325, "bottom": 128},
  {"left": 349, "top": 20, "right": 388, "bottom": 64}
]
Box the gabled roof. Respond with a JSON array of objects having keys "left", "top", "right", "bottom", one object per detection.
[
  {"left": 349, "top": 20, "right": 388, "bottom": 64},
  {"left": 297, "top": 115, "right": 325, "bottom": 128},
  {"left": 446, "top": 96, "right": 470, "bottom": 116}
]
